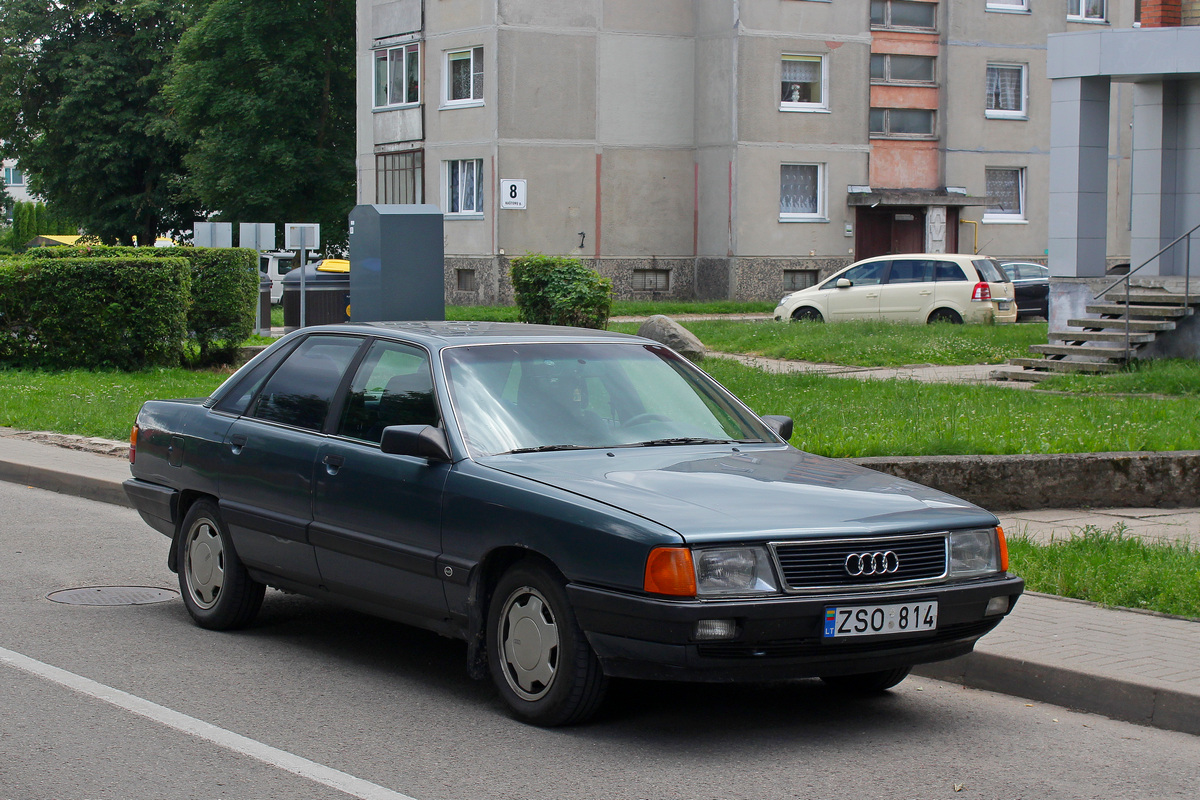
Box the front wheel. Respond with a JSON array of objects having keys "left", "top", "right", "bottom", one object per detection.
[
  {"left": 820, "top": 666, "right": 911, "bottom": 693},
  {"left": 487, "top": 561, "right": 608, "bottom": 726},
  {"left": 792, "top": 307, "right": 824, "bottom": 323},
  {"left": 178, "top": 499, "right": 264, "bottom": 630}
]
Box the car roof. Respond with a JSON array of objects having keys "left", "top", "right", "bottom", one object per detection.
[{"left": 293, "top": 321, "right": 648, "bottom": 349}]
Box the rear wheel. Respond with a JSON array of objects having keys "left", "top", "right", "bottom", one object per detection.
[
  {"left": 178, "top": 499, "right": 264, "bottom": 630},
  {"left": 927, "top": 308, "right": 963, "bottom": 325},
  {"left": 792, "top": 307, "right": 824, "bottom": 323},
  {"left": 820, "top": 666, "right": 911, "bottom": 693},
  {"left": 487, "top": 561, "right": 608, "bottom": 726}
]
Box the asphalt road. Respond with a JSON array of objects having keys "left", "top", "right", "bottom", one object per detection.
[{"left": 2, "top": 481, "right": 1198, "bottom": 800}]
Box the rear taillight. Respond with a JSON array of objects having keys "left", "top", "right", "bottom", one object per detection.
[
  {"left": 129, "top": 425, "right": 138, "bottom": 464},
  {"left": 971, "top": 282, "right": 992, "bottom": 302}
]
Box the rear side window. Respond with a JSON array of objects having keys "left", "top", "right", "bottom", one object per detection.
[
  {"left": 972, "top": 258, "right": 1009, "bottom": 283},
  {"left": 887, "top": 259, "right": 935, "bottom": 284},
  {"left": 212, "top": 342, "right": 298, "bottom": 415},
  {"left": 251, "top": 336, "right": 362, "bottom": 431},
  {"left": 934, "top": 261, "right": 968, "bottom": 282}
]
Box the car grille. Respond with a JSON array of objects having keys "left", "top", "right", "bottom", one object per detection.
[{"left": 770, "top": 532, "right": 948, "bottom": 593}]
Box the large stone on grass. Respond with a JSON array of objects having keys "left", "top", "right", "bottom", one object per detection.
[{"left": 637, "top": 315, "right": 707, "bottom": 362}]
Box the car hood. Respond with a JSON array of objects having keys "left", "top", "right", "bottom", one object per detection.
[{"left": 476, "top": 445, "right": 996, "bottom": 543}]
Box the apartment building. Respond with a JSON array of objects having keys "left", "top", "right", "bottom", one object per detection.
[{"left": 356, "top": 0, "right": 1134, "bottom": 303}]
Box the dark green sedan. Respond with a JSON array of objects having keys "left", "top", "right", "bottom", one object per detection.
[{"left": 124, "top": 321, "right": 1023, "bottom": 725}]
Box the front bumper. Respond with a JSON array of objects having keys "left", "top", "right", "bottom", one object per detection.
[{"left": 568, "top": 574, "right": 1023, "bottom": 681}]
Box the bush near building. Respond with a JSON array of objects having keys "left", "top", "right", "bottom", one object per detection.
[
  {"left": 0, "top": 256, "right": 190, "bottom": 370},
  {"left": 511, "top": 253, "right": 613, "bottom": 330},
  {"left": 27, "top": 245, "right": 259, "bottom": 364}
]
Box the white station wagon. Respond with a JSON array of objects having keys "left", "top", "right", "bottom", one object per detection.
[{"left": 774, "top": 253, "right": 1018, "bottom": 325}]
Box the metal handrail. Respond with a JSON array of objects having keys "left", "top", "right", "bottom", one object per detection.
[{"left": 1091, "top": 219, "right": 1200, "bottom": 360}]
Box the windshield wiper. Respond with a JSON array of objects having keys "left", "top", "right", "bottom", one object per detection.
[
  {"left": 637, "top": 437, "right": 743, "bottom": 447},
  {"left": 504, "top": 444, "right": 599, "bottom": 454}
]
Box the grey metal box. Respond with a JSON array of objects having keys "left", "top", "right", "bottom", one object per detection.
[{"left": 349, "top": 204, "right": 445, "bottom": 322}]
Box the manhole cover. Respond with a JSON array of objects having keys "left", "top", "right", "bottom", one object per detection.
[{"left": 48, "top": 586, "right": 179, "bottom": 606}]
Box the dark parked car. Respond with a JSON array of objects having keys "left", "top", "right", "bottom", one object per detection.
[
  {"left": 1000, "top": 261, "right": 1050, "bottom": 320},
  {"left": 125, "top": 322, "right": 1023, "bottom": 725}
]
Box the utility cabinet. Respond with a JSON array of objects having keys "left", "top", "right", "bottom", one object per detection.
[{"left": 348, "top": 204, "right": 445, "bottom": 322}]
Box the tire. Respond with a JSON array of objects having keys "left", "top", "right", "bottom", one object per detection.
[
  {"left": 927, "top": 308, "right": 963, "bottom": 325},
  {"left": 178, "top": 499, "right": 264, "bottom": 630},
  {"left": 487, "top": 561, "right": 608, "bottom": 726},
  {"left": 820, "top": 666, "right": 911, "bottom": 693},
  {"left": 792, "top": 307, "right": 824, "bottom": 323}
]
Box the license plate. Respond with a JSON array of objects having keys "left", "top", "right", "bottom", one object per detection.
[
  {"left": 823, "top": 601, "right": 938, "bottom": 638},
  {"left": 997, "top": 300, "right": 1012, "bottom": 310}
]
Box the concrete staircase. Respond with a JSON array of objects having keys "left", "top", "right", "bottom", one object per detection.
[{"left": 995, "top": 288, "right": 1197, "bottom": 382}]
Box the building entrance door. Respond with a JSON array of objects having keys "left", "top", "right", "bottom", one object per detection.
[{"left": 854, "top": 206, "right": 927, "bottom": 259}]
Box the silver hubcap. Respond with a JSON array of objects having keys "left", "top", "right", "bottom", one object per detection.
[
  {"left": 184, "top": 519, "right": 225, "bottom": 610},
  {"left": 499, "top": 586, "right": 559, "bottom": 701}
]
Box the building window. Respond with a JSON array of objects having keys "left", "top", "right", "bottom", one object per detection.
[
  {"left": 456, "top": 269, "right": 478, "bottom": 291},
  {"left": 3, "top": 166, "right": 23, "bottom": 186},
  {"left": 376, "top": 151, "right": 424, "bottom": 204},
  {"left": 869, "top": 108, "right": 936, "bottom": 137},
  {"left": 445, "top": 47, "right": 484, "bottom": 106},
  {"left": 986, "top": 64, "right": 1027, "bottom": 119},
  {"left": 779, "top": 164, "right": 825, "bottom": 221},
  {"left": 446, "top": 159, "right": 484, "bottom": 215},
  {"left": 632, "top": 269, "right": 671, "bottom": 291},
  {"left": 780, "top": 55, "right": 827, "bottom": 111},
  {"left": 870, "top": 0, "right": 937, "bottom": 30},
  {"left": 984, "top": 167, "right": 1025, "bottom": 222},
  {"left": 870, "top": 53, "right": 935, "bottom": 84},
  {"left": 783, "top": 270, "right": 818, "bottom": 292},
  {"left": 1067, "top": 0, "right": 1106, "bottom": 21},
  {"left": 987, "top": 0, "right": 1029, "bottom": 11},
  {"left": 373, "top": 43, "right": 420, "bottom": 108}
]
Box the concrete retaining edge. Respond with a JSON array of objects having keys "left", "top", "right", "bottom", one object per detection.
[{"left": 850, "top": 451, "right": 1200, "bottom": 512}]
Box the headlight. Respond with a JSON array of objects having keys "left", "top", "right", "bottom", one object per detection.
[
  {"left": 948, "top": 528, "right": 1001, "bottom": 578},
  {"left": 778, "top": 294, "right": 793, "bottom": 306},
  {"left": 695, "top": 547, "right": 779, "bottom": 596}
]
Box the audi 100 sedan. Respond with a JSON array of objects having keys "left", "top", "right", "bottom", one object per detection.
[{"left": 124, "top": 322, "right": 1023, "bottom": 725}]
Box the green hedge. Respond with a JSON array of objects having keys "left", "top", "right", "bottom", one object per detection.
[
  {"left": 27, "top": 245, "right": 259, "bottom": 364},
  {"left": 511, "top": 253, "right": 613, "bottom": 329},
  {"left": 0, "top": 257, "right": 190, "bottom": 369}
]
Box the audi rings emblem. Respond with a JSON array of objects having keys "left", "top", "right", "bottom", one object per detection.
[{"left": 845, "top": 551, "right": 901, "bottom": 576}]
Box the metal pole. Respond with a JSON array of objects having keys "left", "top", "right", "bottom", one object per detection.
[{"left": 299, "top": 229, "right": 309, "bottom": 329}]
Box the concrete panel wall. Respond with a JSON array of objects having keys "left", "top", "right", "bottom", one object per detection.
[
  {"left": 498, "top": 0, "right": 599, "bottom": 28},
  {"left": 424, "top": 0, "right": 495, "bottom": 31},
  {"left": 739, "top": 0, "right": 868, "bottom": 36},
  {"left": 597, "top": 35, "right": 695, "bottom": 147},
  {"left": 372, "top": 107, "right": 423, "bottom": 146},
  {"left": 600, "top": 149, "right": 695, "bottom": 256},
  {"left": 494, "top": 146, "right": 596, "bottom": 257},
  {"left": 603, "top": 0, "right": 694, "bottom": 35},
  {"left": 1176, "top": 80, "right": 1200, "bottom": 254},
  {"left": 426, "top": 143, "right": 494, "bottom": 255},
  {"left": 697, "top": 148, "right": 733, "bottom": 256},
  {"left": 695, "top": 35, "right": 735, "bottom": 147},
  {"left": 497, "top": 30, "right": 596, "bottom": 140}
]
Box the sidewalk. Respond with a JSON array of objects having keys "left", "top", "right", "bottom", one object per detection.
[{"left": 1, "top": 428, "right": 1197, "bottom": 736}]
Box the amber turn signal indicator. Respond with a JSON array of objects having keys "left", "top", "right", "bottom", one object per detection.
[
  {"left": 129, "top": 425, "right": 138, "bottom": 464},
  {"left": 644, "top": 547, "right": 696, "bottom": 596},
  {"left": 996, "top": 525, "right": 1009, "bottom": 572}
]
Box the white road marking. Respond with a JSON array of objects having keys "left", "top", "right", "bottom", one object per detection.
[{"left": 0, "top": 645, "right": 418, "bottom": 800}]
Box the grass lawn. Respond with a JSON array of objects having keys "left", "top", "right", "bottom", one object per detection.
[
  {"left": 1039, "top": 358, "right": 1200, "bottom": 397},
  {"left": 657, "top": 319, "right": 1050, "bottom": 367},
  {"left": 701, "top": 356, "right": 1200, "bottom": 457},
  {"left": 1009, "top": 526, "right": 1200, "bottom": 619}
]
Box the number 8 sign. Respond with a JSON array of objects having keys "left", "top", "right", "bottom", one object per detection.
[{"left": 500, "top": 179, "right": 527, "bottom": 210}]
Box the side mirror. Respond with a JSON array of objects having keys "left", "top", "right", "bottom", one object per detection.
[
  {"left": 380, "top": 425, "right": 452, "bottom": 462},
  {"left": 760, "top": 415, "right": 794, "bottom": 441},
  {"left": 836, "top": 278, "right": 852, "bottom": 288}
]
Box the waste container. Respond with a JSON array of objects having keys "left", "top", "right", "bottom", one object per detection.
[
  {"left": 282, "top": 260, "right": 351, "bottom": 332},
  {"left": 258, "top": 274, "right": 273, "bottom": 335}
]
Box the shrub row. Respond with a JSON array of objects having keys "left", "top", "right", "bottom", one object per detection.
[
  {"left": 26, "top": 245, "right": 260, "bottom": 364},
  {"left": 0, "top": 257, "right": 190, "bottom": 370},
  {"left": 511, "top": 253, "right": 612, "bottom": 329}
]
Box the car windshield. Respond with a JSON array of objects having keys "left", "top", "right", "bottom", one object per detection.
[{"left": 442, "top": 342, "right": 776, "bottom": 457}]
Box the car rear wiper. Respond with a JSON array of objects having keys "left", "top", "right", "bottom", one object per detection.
[{"left": 504, "top": 444, "right": 600, "bottom": 454}]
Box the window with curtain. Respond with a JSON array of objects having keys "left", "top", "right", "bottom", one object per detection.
[
  {"left": 987, "top": 0, "right": 1028, "bottom": 10},
  {"left": 780, "top": 55, "right": 826, "bottom": 110},
  {"left": 1068, "top": 0, "right": 1106, "bottom": 20},
  {"left": 984, "top": 167, "right": 1025, "bottom": 221},
  {"left": 373, "top": 42, "right": 420, "bottom": 108},
  {"left": 447, "top": 159, "right": 484, "bottom": 214},
  {"left": 986, "top": 64, "right": 1026, "bottom": 118},
  {"left": 447, "top": 47, "right": 484, "bottom": 105},
  {"left": 779, "top": 164, "right": 823, "bottom": 219}
]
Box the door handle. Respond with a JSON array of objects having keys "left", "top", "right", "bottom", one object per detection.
[
  {"left": 323, "top": 454, "right": 345, "bottom": 475},
  {"left": 229, "top": 434, "right": 247, "bottom": 454}
]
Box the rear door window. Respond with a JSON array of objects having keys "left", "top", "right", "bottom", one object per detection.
[
  {"left": 251, "top": 335, "right": 363, "bottom": 431},
  {"left": 886, "top": 259, "right": 935, "bottom": 284},
  {"left": 934, "top": 261, "right": 968, "bottom": 282}
]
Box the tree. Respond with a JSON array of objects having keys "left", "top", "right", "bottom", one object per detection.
[
  {"left": 0, "top": 0, "right": 196, "bottom": 245},
  {"left": 166, "top": 0, "right": 356, "bottom": 250}
]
